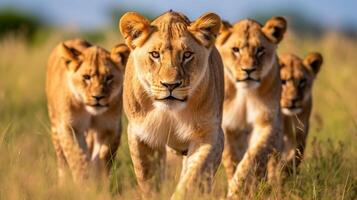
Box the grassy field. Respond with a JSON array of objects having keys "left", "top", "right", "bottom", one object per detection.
[{"left": 0, "top": 30, "right": 356, "bottom": 199}]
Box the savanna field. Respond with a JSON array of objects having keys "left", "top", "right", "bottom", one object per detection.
[{"left": 0, "top": 30, "right": 356, "bottom": 199}]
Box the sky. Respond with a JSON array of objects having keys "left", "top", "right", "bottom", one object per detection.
[{"left": 1, "top": 0, "right": 357, "bottom": 30}]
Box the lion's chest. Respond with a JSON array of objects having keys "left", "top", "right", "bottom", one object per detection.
[
  {"left": 222, "top": 93, "right": 264, "bottom": 132},
  {"left": 128, "top": 109, "right": 191, "bottom": 150}
]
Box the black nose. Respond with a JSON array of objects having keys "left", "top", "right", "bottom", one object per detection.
[
  {"left": 92, "top": 95, "right": 105, "bottom": 101},
  {"left": 160, "top": 81, "right": 182, "bottom": 91},
  {"left": 242, "top": 68, "right": 256, "bottom": 74},
  {"left": 291, "top": 98, "right": 299, "bottom": 105},
  {"left": 288, "top": 98, "right": 299, "bottom": 108}
]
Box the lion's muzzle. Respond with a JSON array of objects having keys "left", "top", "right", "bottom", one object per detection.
[{"left": 151, "top": 80, "right": 189, "bottom": 102}]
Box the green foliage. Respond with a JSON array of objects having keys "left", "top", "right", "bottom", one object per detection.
[{"left": 0, "top": 9, "right": 44, "bottom": 41}]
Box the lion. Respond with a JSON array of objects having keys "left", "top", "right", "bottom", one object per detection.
[
  {"left": 119, "top": 11, "right": 224, "bottom": 199},
  {"left": 280, "top": 52, "right": 323, "bottom": 173},
  {"left": 216, "top": 17, "right": 287, "bottom": 197},
  {"left": 46, "top": 38, "right": 130, "bottom": 184}
]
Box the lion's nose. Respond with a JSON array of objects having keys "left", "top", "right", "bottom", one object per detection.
[
  {"left": 241, "top": 67, "right": 256, "bottom": 75},
  {"left": 288, "top": 97, "right": 299, "bottom": 108},
  {"left": 92, "top": 95, "right": 105, "bottom": 101},
  {"left": 291, "top": 98, "right": 299, "bottom": 105},
  {"left": 160, "top": 81, "right": 182, "bottom": 91}
]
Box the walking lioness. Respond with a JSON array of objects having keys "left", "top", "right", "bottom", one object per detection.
[
  {"left": 46, "top": 39, "right": 129, "bottom": 184},
  {"left": 216, "top": 17, "right": 287, "bottom": 197},
  {"left": 119, "top": 11, "right": 224, "bottom": 199},
  {"left": 280, "top": 52, "right": 323, "bottom": 173}
]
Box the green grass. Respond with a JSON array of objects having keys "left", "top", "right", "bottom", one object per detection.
[{"left": 0, "top": 31, "right": 356, "bottom": 199}]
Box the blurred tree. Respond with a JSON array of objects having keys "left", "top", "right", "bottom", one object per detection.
[{"left": 0, "top": 9, "right": 43, "bottom": 41}]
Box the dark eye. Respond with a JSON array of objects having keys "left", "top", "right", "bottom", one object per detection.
[
  {"left": 281, "top": 79, "right": 287, "bottom": 85},
  {"left": 83, "top": 74, "right": 91, "bottom": 80},
  {"left": 183, "top": 51, "right": 193, "bottom": 61},
  {"left": 256, "top": 46, "right": 265, "bottom": 57},
  {"left": 106, "top": 74, "right": 114, "bottom": 82},
  {"left": 232, "top": 47, "right": 240, "bottom": 53},
  {"left": 299, "top": 79, "right": 307, "bottom": 88},
  {"left": 150, "top": 51, "right": 160, "bottom": 59}
]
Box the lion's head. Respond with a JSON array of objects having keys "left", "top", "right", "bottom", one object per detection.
[
  {"left": 119, "top": 11, "right": 221, "bottom": 109},
  {"left": 216, "top": 17, "right": 287, "bottom": 89},
  {"left": 59, "top": 41, "right": 130, "bottom": 115},
  {"left": 280, "top": 52, "right": 323, "bottom": 115}
]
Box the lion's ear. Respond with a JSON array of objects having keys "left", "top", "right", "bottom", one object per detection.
[
  {"left": 189, "top": 12, "right": 221, "bottom": 47},
  {"left": 262, "top": 16, "right": 287, "bottom": 44},
  {"left": 216, "top": 20, "right": 232, "bottom": 45},
  {"left": 111, "top": 43, "right": 130, "bottom": 71},
  {"left": 119, "top": 12, "right": 152, "bottom": 49},
  {"left": 59, "top": 43, "right": 82, "bottom": 71},
  {"left": 303, "top": 52, "right": 323, "bottom": 75}
]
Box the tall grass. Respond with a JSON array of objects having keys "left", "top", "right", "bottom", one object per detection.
[{"left": 0, "top": 30, "right": 356, "bottom": 199}]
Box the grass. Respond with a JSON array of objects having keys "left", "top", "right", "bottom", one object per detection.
[{"left": 0, "top": 30, "right": 356, "bottom": 199}]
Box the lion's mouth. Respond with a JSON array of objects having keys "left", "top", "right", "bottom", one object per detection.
[
  {"left": 237, "top": 76, "right": 260, "bottom": 82},
  {"left": 155, "top": 95, "right": 187, "bottom": 102},
  {"left": 282, "top": 107, "right": 302, "bottom": 115},
  {"left": 88, "top": 103, "right": 109, "bottom": 108}
]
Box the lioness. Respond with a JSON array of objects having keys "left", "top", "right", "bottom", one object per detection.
[
  {"left": 280, "top": 52, "right": 323, "bottom": 173},
  {"left": 46, "top": 39, "right": 130, "bottom": 184},
  {"left": 119, "top": 11, "right": 224, "bottom": 198},
  {"left": 216, "top": 17, "right": 287, "bottom": 196}
]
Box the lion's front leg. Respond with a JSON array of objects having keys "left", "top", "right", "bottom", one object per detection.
[
  {"left": 227, "top": 124, "right": 280, "bottom": 198},
  {"left": 51, "top": 130, "right": 69, "bottom": 185},
  {"left": 222, "top": 128, "right": 249, "bottom": 182},
  {"left": 172, "top": 128, "right": 224, "bottom": 200},
  {"left": 57, "top": 124, "right": 90, "bottom": 184},
  {"left": 90, "top": 129, "right": 121, "bottom": 182},
  {"left": 127, "top": 128, "right": 166, "bottom": 198}
]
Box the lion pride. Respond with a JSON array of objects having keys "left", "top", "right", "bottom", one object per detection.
[
  {"left": 216, "top": 17, "right": 287, "bottom": 197},
  {"left": 119, "top": 11, "right": 224, "bottom": 199},
  {"left": 46, "top": 39, "right": 129, "bottom": 184},
  {"left": 280, "top": 52, "right": 323, "bottom": 173}
]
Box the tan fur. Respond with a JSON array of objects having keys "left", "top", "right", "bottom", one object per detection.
[
  {"left": 280, "top": 52, "right": 323, "bottom": 173},
  {"left": 216, "top": 17, "right": 287, "bottom": 197},
  {"left": 119, "top": 11, "right": 224, "bottom": 199},
  {"left": 46, "top": 39, "right": 130, "bottom": 184}
]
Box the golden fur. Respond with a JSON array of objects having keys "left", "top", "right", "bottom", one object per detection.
[
  {"left": 216, "top": 17, "right": 287, "bottom": 197},
  {"left": 280, "top": 52, "right": 323, "bottom": 172},
  {"left": 46, "top": 39, "right": 129, "bottom": 184},
  {"left": 119, "top": 11, "right": 224, "bottom": 199}
]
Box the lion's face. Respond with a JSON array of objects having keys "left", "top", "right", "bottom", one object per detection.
[
  {"left": 217, "top": 17, "right": 287, "bottom": 89},
  {"left": 280, "top": 53, "right": 322, "bottom": 115},
  {"left": 131, "top": 27, "right": 211, "bottom": 110},
  {"left": 61, "top": 44, "right": 130, "bottom": 115},
  {"left": 120, "top": 11, "right": 221, "bottom": 110}
]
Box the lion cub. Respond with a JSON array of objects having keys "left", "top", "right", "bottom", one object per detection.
[
  {"left": 119, "top": 11, "right": 224, "bottom": 199},
  {"left": 216, "top": 17, "right": 287, "bottom": 196},
  {"left": 280, "top": 52, "right": 323, "bottom": 172},
  {"left": 46, "top": 39, "right": 129, "bottom": 184}
]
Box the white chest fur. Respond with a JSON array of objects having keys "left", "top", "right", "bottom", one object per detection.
[
  {"left": 128, "top": 108, "right": 194, "bottom": 149},
  {"left": 222, "top": 91, "right": 267, "bottom": 131}
]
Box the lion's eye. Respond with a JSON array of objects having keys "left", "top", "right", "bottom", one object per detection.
[
  {"left": 299, "top": 79, "right": 307, "bottom": 88},
  {"left": 256, "top": 46, "right": 265, "bottom": 57},
  {"left": 106, "top": 74, "right": 114, "bottom": 82},
  {"left": 149, "top": 51, "right": 160, "bottom": 59},
  {"left": 232, "top": 47, "right": 240, "bottom": 53},
  {"left": 83, "top": 74, "right": 91, "bottom": 80},
  {"left": 281, "top": 79, "right": 287, "bottom": 85},
  {"left": 183, "top": 51, "right": 193, "bottom": 61}
]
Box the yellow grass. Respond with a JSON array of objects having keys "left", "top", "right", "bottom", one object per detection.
[{"left": 0, "top": 30, "right": 356, "bottom": 199}]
